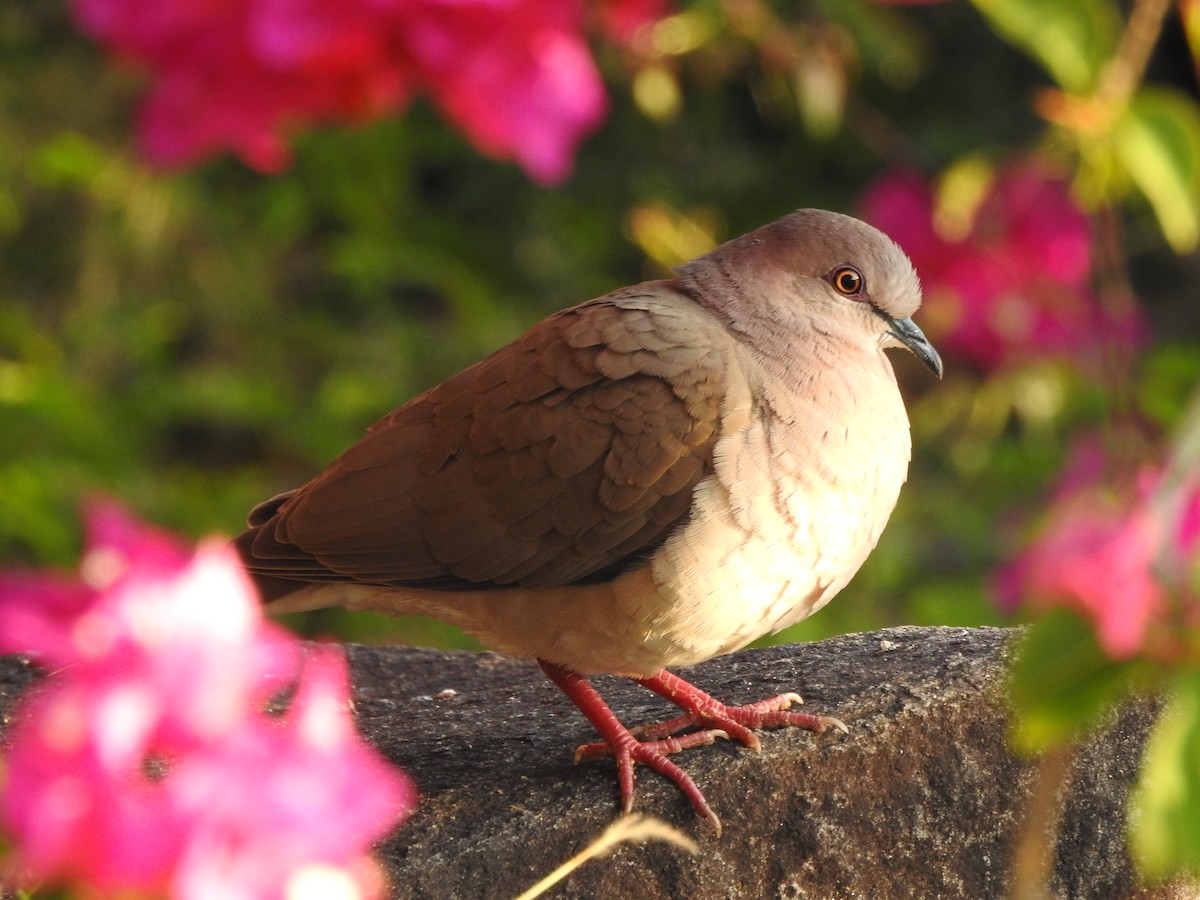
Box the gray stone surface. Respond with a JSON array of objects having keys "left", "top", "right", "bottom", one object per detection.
[{"left": 0, "top": 626, "right": 1183, "bottom": 898}]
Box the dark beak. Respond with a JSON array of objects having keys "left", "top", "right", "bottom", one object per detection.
[{"left": 885, "top": 315, "right": 943, "bottom": 379}]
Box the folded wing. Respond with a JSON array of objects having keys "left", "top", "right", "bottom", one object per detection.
[{"left": 236, "top": 285, "right": 729, "bottom": 594}]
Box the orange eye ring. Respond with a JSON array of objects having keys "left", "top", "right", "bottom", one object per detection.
[{"left": 831, "top": 265, "right": 865, "bottom": 296}]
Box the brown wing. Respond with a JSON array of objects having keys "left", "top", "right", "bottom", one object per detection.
[{"left": 236, "top": 285, "right": 728, "bottom": 593}]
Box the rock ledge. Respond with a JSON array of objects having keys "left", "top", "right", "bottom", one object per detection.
[{"left": 0, "top": 626, "right": 1179, "bottom": 898}]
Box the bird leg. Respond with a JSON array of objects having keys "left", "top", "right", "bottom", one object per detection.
[
  {"left": 538, "top": 660, "right": 724, "bottom": 831},
  {"left": 539, "top": 662, "right": 847, "bottom": 832}
]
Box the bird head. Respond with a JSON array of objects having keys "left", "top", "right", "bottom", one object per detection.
[{"left": 674, "top": 208, "right": 943, "bottom": 379}]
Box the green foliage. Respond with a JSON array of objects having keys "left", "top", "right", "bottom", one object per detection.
[
  {"left": 969, "top": 0, "right": 1120, "bottom": 92},
  {"left": 1116, "top": 87, "right": 1200, "bottom": 253},
  {"left": 1132, "top": 671, "right": 1200, "bottom": 879},
  {"left": 1008, "top": 609, "right": 1140, "bottom": 754}
]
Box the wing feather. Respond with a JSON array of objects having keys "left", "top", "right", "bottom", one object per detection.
[{"left": 237, "top": 284, "right": 729, "bottom": 593}]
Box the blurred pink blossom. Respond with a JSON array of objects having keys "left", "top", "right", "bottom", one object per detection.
[
  {"left": 0, "top": 501, "right": 415, "bottom": 898},
  {"left": 997, "top": 449, "right": 1200, "bottom": 661},
  {"left": 0, "top": 500, "right": 296, "bottom": 746},
  {"left": 400, "top": 1, "right": 607, "bottom": 185},
  {"left": 595, "top": 0, "right": 669, "bottom": 43},
  {"left": 860, "top": 162, "right": 1139, "bottom": 369},
  {"left": 71, "top": 0, "right": 667, "bottom": 183},
  {"left": 168, "top": 648, "right": 406, "bottom": 900}
]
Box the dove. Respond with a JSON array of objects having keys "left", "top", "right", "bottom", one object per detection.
[{"left": 235, "top": 208, "right": 942, "bottom": 831}]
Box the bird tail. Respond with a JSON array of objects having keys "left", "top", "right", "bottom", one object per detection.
[{"left": 232, "top": 489, "right": 351, "bottom": 613}]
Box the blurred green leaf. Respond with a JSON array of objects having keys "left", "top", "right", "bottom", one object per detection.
[
  {"left": 909, "top": 578, "right": 1003, "bottom": 628},
  {"left": 969, "top": 0, "right": 1120, "bottom": 92},
  {"left": 28, "top": 131, "right": 107, "bottom": 188},
  {"left": 1008, "top": 608, "right": 1136, "bottom": 754},
  {"left": 1131, "top": 671, "right": 1200, "bottom": 879},
  {"left": 1138, "top": 345, "right": 1200, "bottom": 429},
  {"left": 1115, "top": 87, "right": 1200, "bottom": 253}
]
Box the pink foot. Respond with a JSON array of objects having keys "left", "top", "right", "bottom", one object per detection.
[
  {"left": 540, "top": 660, "right": 724, "bottom": 831},
  {"left": 539, "top": 661, "right": 846, "bottom": 832}
]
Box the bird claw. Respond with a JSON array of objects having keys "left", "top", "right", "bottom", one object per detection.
[
  {"left": 821, "top": 715, "right": 850, "bottom": 735},
  {"left": 605, "top": 732, "right": 723, "bottom": 834},
  {"left": 539, "top": 660, "right": 845, "bottom": 831}
]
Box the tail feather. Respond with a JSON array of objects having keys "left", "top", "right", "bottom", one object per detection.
[{"left": 234, "top": 490, "right": 346, "bottom": 608}]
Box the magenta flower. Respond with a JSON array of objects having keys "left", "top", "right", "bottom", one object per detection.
[
  {"left": 71, "top": 0, "right": 666, "bottom": 183},
  {"left": 0, "top": 501, "right": 296, "bottom": 747},
  {"left": 859, "top": 161, "right": 1138, "bottom": 369},
  {"left": 1, "top": 676, "right": 190, "bottom": 889},
  {"left": 0, "top": 501, "right": 415, "bottom": 898},
  {"left": 168, "top": 648, "right": 408, "bottom": 900},
  {"left": 402, "top": 1, "right": 608, "bottom": 185},
  {"left": 997, "top": 449, "right": 1200, "bottom": 661},
  {"left": 596, "top": 0, "right": 670, "bottom": 44}
]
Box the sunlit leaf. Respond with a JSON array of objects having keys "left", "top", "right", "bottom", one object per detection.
[
  {"left": 1008, "top": 608, "right": 1136, "bottom": 754},
  {"left": 1115, "top": 87, "right": 1200, "bottom": 253},
  {"left": 969, "top": 0, "right": 1120, "bottom": 93},
  {"left": 28, "top": 132, "right": 108, "bottom": 188},
  {"left": 1131, "top": 671, "right": 1200, "bottom": 879},
  {"left": 1138, "top": 345, "right": 1200, "bottom": 429}
]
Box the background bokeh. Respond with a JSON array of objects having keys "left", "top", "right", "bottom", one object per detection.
[{"left": 1, "top": 0, "right": 1197, "bottom": 657}]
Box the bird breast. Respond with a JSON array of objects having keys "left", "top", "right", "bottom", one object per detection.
[{"left": 628, "top": 347, "right": 913, "bottom": 669}]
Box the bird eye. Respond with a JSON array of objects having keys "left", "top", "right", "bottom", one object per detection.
[{"left": 830, "top": 265, "right": 865, "bottom": 297}]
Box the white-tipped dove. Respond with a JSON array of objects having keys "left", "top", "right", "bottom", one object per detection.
[{"left": 236, "top": 209, "right": 942, "bottom": 831}]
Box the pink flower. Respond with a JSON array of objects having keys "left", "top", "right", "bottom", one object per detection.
[
  {"left": 2, "top": 675, "right": 192, "bottom": 890},
  {"left": 70, "top": 0, "right": 666, "bottom": 183},
  {"left": 169, "top": 648, "right": 411, "bottom": 900},
  {"left": 0, "top": 501, "right": 415, "bottom": 897},
  {"left": 397, "top": 1, "right": 608, "bottom": 185},
  {"left": 859, "top": 161, "right": 1139, "bottom": 369},
  {"left": 1, "top": 500, "right": 296, "bottom": 745},
  {"left": 0, "top": 499, "right": 189, "bottom": 667},
  {"left": 73, "top": 0, "right": 414, "bottom": 173},
  {"left": 997, "top": 448, "right": 1200, "bottom": 661},
  {"left": 594, "top": 0, "right": 670, "bottom": 44}
]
